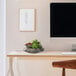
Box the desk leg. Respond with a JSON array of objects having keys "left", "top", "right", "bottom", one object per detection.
[
  {"left": 62, "top": 68, "right": 65, "bottom": 76},
  {"left": 9, "top": 57, "right": 14, "bottom": 76}
]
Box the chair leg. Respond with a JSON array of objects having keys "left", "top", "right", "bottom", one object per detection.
[{"left": 62, "top": 68, "right": 65, "bottom": 76}]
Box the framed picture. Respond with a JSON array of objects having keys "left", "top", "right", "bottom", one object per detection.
[{"left": 19, "top": 9, "right": 36, "bottom": 32}]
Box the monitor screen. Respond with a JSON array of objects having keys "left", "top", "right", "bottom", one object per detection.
[{"left": 50, "top": 3, "right": 76, "bottom": 37}]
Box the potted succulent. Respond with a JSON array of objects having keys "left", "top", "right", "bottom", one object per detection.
[{"left": 24, "top": 39, "right": 44, "bottom": 53}]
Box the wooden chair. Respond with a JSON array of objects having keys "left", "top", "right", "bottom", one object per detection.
[{"left": 52, "top": 60, "right": 76, "bottom": 76}]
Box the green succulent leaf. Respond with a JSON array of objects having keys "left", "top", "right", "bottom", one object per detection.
[{"left": 31, "top": 39, "right": 42, "bottom": 49}]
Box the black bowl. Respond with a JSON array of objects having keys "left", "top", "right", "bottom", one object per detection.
[{"left": 24, "top": 48, "right": 44, "bottom": 53}]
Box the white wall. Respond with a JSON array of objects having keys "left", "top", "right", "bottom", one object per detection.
[
  {"left": 0, "top": 0, "right": 6, "bottom": 76},
  {"left": 6, "top": 0, "right": 76, "bottom": 52}
]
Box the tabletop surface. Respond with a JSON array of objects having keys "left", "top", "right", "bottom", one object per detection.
[{"left": 7, "top": 50, "right": 76, "bottom": 56}]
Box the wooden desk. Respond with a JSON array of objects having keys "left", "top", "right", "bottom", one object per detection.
[{"left": 7, "top": 51, "right": 76, "bottom": 76}]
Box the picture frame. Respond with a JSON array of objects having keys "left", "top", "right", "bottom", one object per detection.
[{"left": 19, "top": 9, "right": 36, "bottom": 32}]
